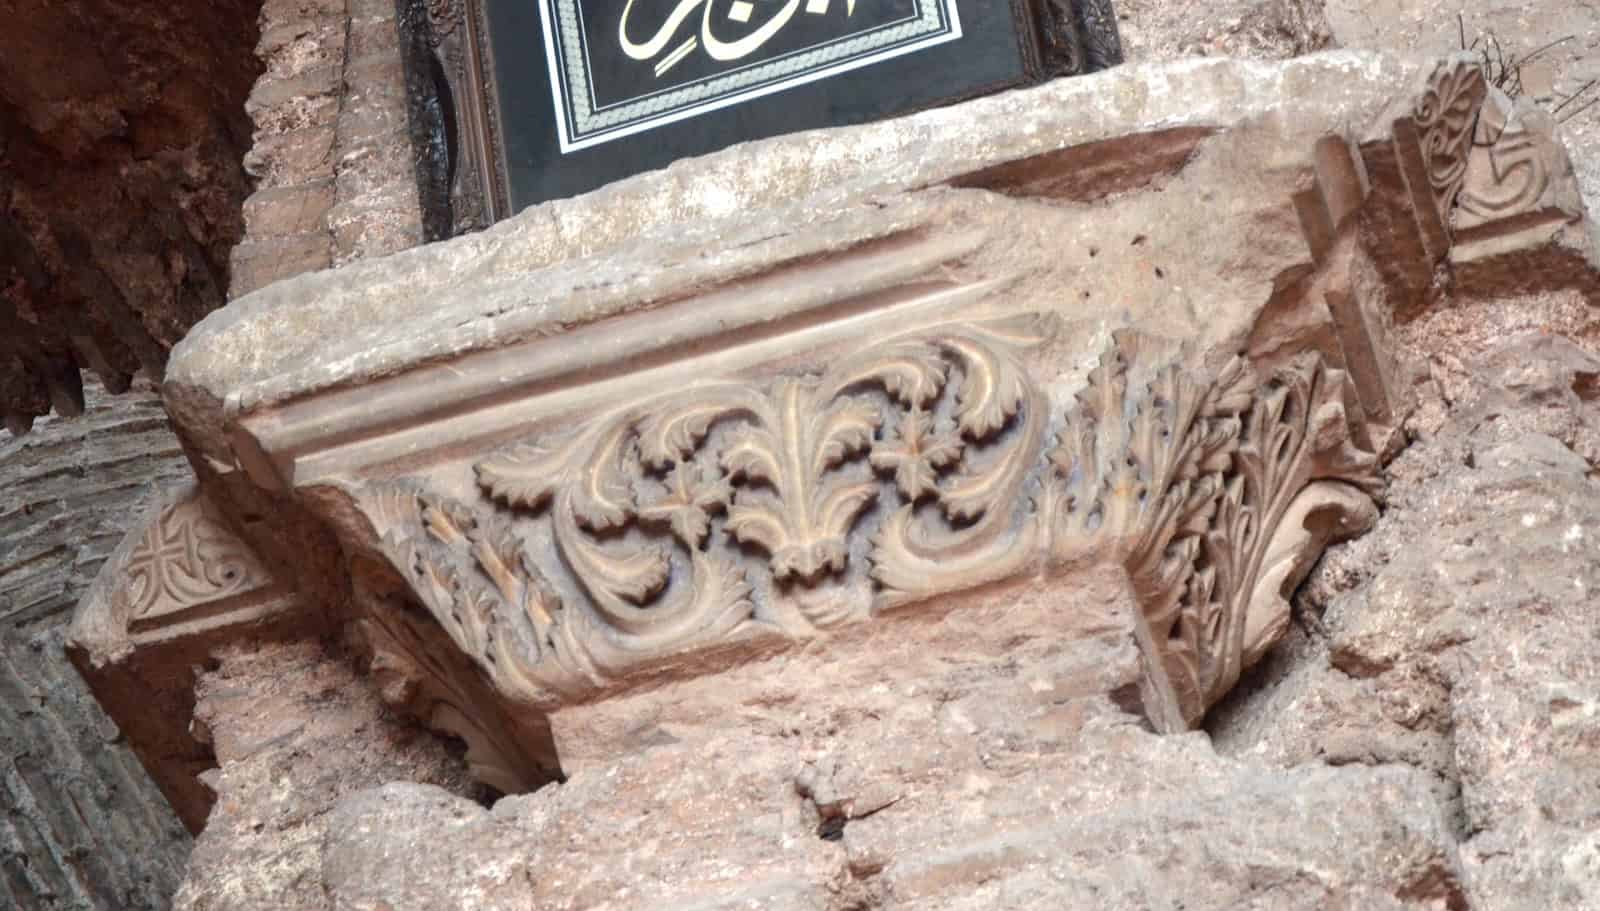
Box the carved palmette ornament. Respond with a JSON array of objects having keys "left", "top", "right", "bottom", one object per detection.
[
  {"left": 356, "top": 317, "right": 1378, "bottom": 727},
  {"left": 1414, "top": 60, "right": 1488, "bottom": 221}
]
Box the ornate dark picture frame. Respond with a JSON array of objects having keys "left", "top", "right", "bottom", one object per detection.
[{"left": 410, "top": 0, "right": 1122, "bottom": 234}]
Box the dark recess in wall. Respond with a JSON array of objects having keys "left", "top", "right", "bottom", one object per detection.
[
  {"left": 0, "top": 0, "right": 264, "bottom": 431},
  {"left": 2, "top": 0, "right": 269, "bottom": 906}
]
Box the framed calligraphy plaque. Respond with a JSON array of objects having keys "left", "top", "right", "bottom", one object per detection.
[{"left": 416, "top": 0, "right": 1122, "bottom": 228}]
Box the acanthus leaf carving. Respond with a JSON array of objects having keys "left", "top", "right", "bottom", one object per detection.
[
  {"left": 1035, "top": 339, "right": 1378, "bottom": 727},
  {"left": 357, "top": 315, "right": 1377, "bottom": 730},
  {"left": 355, "top": 589, "right": 560, "bottom": 796},
  {"left": 865, "top": 317, "right": 1057, "bottom": 602},
  {"left": 358, "top": 482, "right": 595, "bottom": 702}
]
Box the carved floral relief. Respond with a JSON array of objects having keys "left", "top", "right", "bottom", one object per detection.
[
  {"left": 1044, "top": 346, "right": 1379, "bottom": 724},
  {"left": 353, "top": 316, "right": 1379, "bottom": 728}
]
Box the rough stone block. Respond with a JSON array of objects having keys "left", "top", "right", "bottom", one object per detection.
[
  {"left": 242, "top": 125, "right": 337, "bottom": 189},
  {"left": 247, "top": 64, "right": 343, "bottom": 136},
  {"left": 328, "top": 199, "right": 424, "bottom": 265},
  {"left": 257, "top": 17, "right": 348, "bottom": 79},
  {"left": 333, "top": 132, "right": 416, "bottom": 204},
  {"left": 345, "top": 11, "right": 402, "bottom": 63},
  {"left": 229, "top": 233, "right": 333, "bottom": 298},
  {"left": 242, "top": 180, "right": 337, "bottom": 239},
  {"left": 257, "top": 0, "right": 346, "bottom": 25}
]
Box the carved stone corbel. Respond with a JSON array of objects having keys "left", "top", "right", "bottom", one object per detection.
[{"left": 67, "top": 484, "right": 310, "bottom": 832}]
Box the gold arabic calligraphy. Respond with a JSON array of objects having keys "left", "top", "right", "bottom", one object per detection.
[{"left": 620, "top": 0, "right": 858, "bottom": 77}]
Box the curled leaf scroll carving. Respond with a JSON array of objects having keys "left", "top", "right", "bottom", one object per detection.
[
  {"left": 1455, "top": 87, "right": 1585, "bottom": 230},
  {"left": 356, "top": 316, "right": 1378, "bottom": 727},
  {"left": 1415, "top": 60, "right": 1488, "bottom": 220},
  {"left": 1044, "top": 345, "right": 1379, "bottom": 724}
]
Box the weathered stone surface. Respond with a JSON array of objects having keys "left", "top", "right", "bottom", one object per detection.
[
  {"left": 1210, "top": 289, "right": 1600, "bottom": 909},
  {"left": 1118, "top": 0, "right": 1333, "bottom": 60},
  {"left": 0, "top": 0, "right": 261, "bottom": 425},
  {"left": 1, "top": 380, "right": 190, "bottom": 631},
  {"left": 167, "top": 52, "right": 1451, "bottom": 427},
  {"left": 319, "top": 750, "right": 1463, "bottom": 910},
  {"left": 173, "top": 640, "right": 479, "bottom": 911},
  {"left": 316, "top": 680, "right": 1465, "bottom": 909},
  {"left": 243, "top": 181, "right": 339, "bottom": 240},
  {"left": 1, "top": 629, "right": 192, "bottom": 911},
  {"left": 232, "top": 0, "right": 425, "bottom": 297},
  {"left": 328, "top": 0, "right": 425, "bottom": 267}
]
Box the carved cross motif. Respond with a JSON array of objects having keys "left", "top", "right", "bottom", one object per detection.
[{"left": 121, "top": 492, "right": 270, "bottom": 628}]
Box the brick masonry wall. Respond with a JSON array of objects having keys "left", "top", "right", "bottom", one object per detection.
[
  {"left": 0, "top": 380, "right": 194, "bottom": 910},
  {"left": 2, "top": 0, "right": 430, "bottom": 905},
  {"left": 231, "top": 0, "right": 425, "bottom": 297}
]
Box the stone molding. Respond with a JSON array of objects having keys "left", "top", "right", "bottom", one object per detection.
[
  {"left": 344, "top": 321, "right": 1377, "bottom": 734},
  {"left": 81, "top": 52, "right": 1600, "bottom": 799}
]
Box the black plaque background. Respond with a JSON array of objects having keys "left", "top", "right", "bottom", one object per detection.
[
  {"left": 580, "top": 1, "right": 933, "bottom": 111},
  {"left": 482, "top": 0, "right": 1040, "bottom": 211}
]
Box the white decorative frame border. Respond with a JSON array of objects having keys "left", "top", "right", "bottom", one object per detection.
[{"left": 539, "top": 0, "right": 963, "bottom": 152}]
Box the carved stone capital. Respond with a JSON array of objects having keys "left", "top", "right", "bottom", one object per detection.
[
  {"left": 118, "top": 52, "right": 1596, "bottom": 793},
  {"left": 327, "top": 320, "right": 1376, "bottom": 735}
]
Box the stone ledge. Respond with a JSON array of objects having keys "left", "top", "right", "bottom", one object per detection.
[{"left": 168, "top": 52, "right": 1444, "bottom": 421}]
